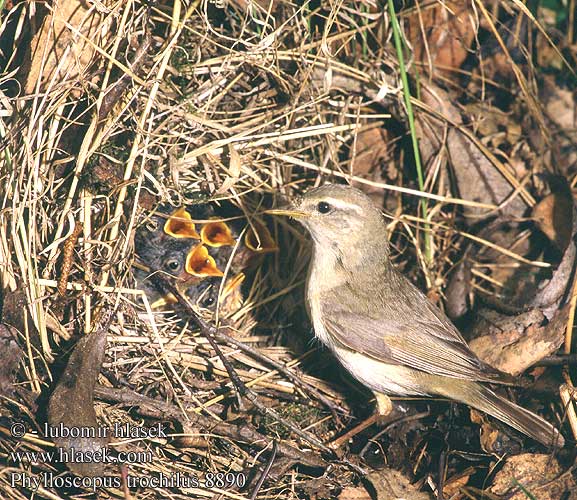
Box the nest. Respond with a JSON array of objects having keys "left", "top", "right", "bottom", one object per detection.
[{"left": 0, "top": 1, "right": 575, "bottom": 499}]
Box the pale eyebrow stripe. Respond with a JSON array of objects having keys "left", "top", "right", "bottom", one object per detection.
[{"left": 323, "top": 197, "right": 363, "bottom": 214}]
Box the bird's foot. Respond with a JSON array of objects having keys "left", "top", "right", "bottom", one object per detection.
[
  {"left": 374, "top": 392, "right": 401, "bottom": 425},
  {"left": 328, "top": 393, "right": 400, "bottom": 449}
]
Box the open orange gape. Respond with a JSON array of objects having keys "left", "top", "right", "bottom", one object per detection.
[
  {"left": 185, "top": 244, "right": 224, "bottom": 277},
  {"left": 163, "top": 207, "right": 200, "bottom": 239},
  {"left": 135, "top": 203, "right": 277, "bottom": 314},
  {"left": 200, "top": 221, "right": 236, "bottom": 247}
]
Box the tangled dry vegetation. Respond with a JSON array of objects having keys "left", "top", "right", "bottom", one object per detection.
[{"left": 0, "top": 0, "right": 576, "bottom": 499}]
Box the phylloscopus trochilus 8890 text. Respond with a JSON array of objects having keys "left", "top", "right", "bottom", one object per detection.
[{"left": 269, "top": 184, "right": 564, "bottom": 448}]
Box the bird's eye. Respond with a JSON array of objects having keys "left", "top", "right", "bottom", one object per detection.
[
  {"left": 165, "top": 259, "right": 181, "bottom": 272},
  {"left": 317, "top": 201, "right": 332, "bottom": 214},
  {"left": 202, "top": 295, "right": 215, "bottom": 307}
]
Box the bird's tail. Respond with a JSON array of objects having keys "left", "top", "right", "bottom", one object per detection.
[{"left": 437, "top": 381, "right": 565, "bottom": 448}]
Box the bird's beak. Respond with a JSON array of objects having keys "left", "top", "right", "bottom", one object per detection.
[{"left": 265, "top": 208, "right": 309, "bottom": 219}]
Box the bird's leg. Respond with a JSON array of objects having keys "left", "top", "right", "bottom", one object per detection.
[
  {"left": 374, "top": 391, "right": 392, "bottom": 416},
  {"left": 329, "top": 392, "right": 398, "bottom": 449},
  {"left": 374, "top": 391, "right": 402, "bottom": 425}
]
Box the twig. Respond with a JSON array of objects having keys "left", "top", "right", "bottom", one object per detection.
[
  {"left": 359, "top": 411, "right": 430, "bottom": 459},
  {"left": 559, "top": 381, "right": 577, "bottom": 441},
  {"left": 120, "top": 464, "right": 133, "bottom": 500},
  {"left": 151, "top": 273, "right": 334, "bottom": 454},
  {"left": 94, "top": 385, "right": 326, "bottom": 469},
  {"left": 98, "top": 31, "right": 153, "bottom": 121},
  {"left": 437, "top": 450, "right": 446, "bottom": 500},
  {"left": 250, "top": 441, "right": 277, "bottom": 500},
  {"left": 537, "top": 354, "right": 577, "bottom": 366},
  {"left": 213, "top": 328, "right": 345, "bottom": 420},
  {"left": 153, "top": 276, "right": 243, "bottom": 412},
  {"left": 329, "top": 414, "right": 379, "bottom": 450}
]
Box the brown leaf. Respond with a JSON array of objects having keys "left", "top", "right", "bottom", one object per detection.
[
  {"left": 490, "top": 453, "right": 574, "bottom": 500},
  {"left": 464, "top": 102, "right": 522, "bottom": 149},
  {"left": 477, "top": 412, "right": 523, "bottom": 455},
  {"left": 468, "top": 304, "right": 568, "bottom": 375},
  {"left": 350, "top": 127, "right": 389, "bottom": 177},
  {"left": 530, "top": 204, "right": 577, "bottom": 318},
  {"left": 350, "top": 127, "right": 392, "bottom": 207},
  {"left": 475, "top": 16, "right": 529, "bottom": 83},
  {"left": 443, "top": 470, "right": 471, "bottom": 498},
  {"left": 416, "top": 83, "right": 528, "bottom": 222},
  {"left": 47, "top": 312, "right": 111, "bottom": 477},
  {"left": 540, "top": 76, "right": 577, "bottom": 175},
  {"left": 174, "top": 421, "right": 209, "bottom": 448},
  {"left": 338, "top": 486, "right": 371, "bottom": 500},
  {"left": 1, "top": 288, "right": 28, "bottom": 333},
  {"left": 364, "top": 469, "right": 432, "bottom": 500},
  {"left": 18, "top": 0, "right": 112, "bottom": 95},
  {"left": 532, "top": 191, "right": 573, "bottom": 252},
  {"left": 0, "top": 323, "right": 22, "bottom": 398},
  {"left": 541, "top": 75, "right": 577, "bottom": 132},
  {"left": 445, "top": 257, "right": 472, "bottom": 320},
  {"left": 406, "top": 1, "right": 476, "bottom": 79}
]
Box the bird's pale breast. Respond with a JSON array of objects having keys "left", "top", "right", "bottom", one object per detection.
[{"left": 307, "top": 252, "right": 429, "bottom": 397}]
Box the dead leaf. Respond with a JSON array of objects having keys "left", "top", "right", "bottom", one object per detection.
[
  {"left": 476, "top": 411, "right": 523, "bottom": 455},
  {"left": 300, "top": 477, "right": 338, "bottom": 499},
  {"left": 18, "top": 0, "right": 113, "bottom": 95},
  {"left": 467, "top": 200, "right": 576, "bottom": 373},
  {"left": 338, "top": 486, "right": 371, "bottom": 500},
  {"left": 311, "top": 62, "right": 528, "bottom": 223},
  {"left": 530, "top": 205, "right": 577, "bottom": 319},
  {"left": 47, "top": 311, "right": 111, "bottom": 477},
  {"left": 1, "top": 288, "right": 28, "bottom": 333},
  {"left": 475, "top": 15, "right": 529, "bottom": 83},
  {"left": 468, "top": 304, "right": 568, "bottom": 375},
  {"left": 479, "top": 421, "right": 500, "bottom": 452},
  {"left": 364, "top": 469, "right": 432, "bottom": 500},
  {"left": 541, "top": 75, "right": 577, "bottom": 132},
  {"left": 416, "top": 83, "right": 528, "bottom": 222},
  {"left": 406, "top": 1, "right": 476, "bottom": 79},
  {"left": 490, "top": 453, "right": 574, "bottom": 500},
  {"left": 533, "top": 192, "right": 573, "bottom": 252},
  {"left": 350, "top": 127, "right": 392, "bottom": 206},
  {"left": 174, "top": 421, "right": 209, "bottom": 448},
  {"left": 442, "top": 470, "right": 471, "bottom": 498},
  {"left": 540, "top": 77, "right": 577, "bottom": 176},
  {"left": 445, "top": 256, "right": 472, "bottom": 320},
  {"left": 0, "top": 323, "right": 22, "bottom": 398},
  {"left": 350, "top": 127, "right": 389, "bottom": 177},
  {"left": 464, "top": 102, "right": 522, "bottom": 149}
]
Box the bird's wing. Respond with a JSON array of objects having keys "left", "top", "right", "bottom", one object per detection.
[{"left": 321, "top": 292, "right": 513, "bottom": 384}]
